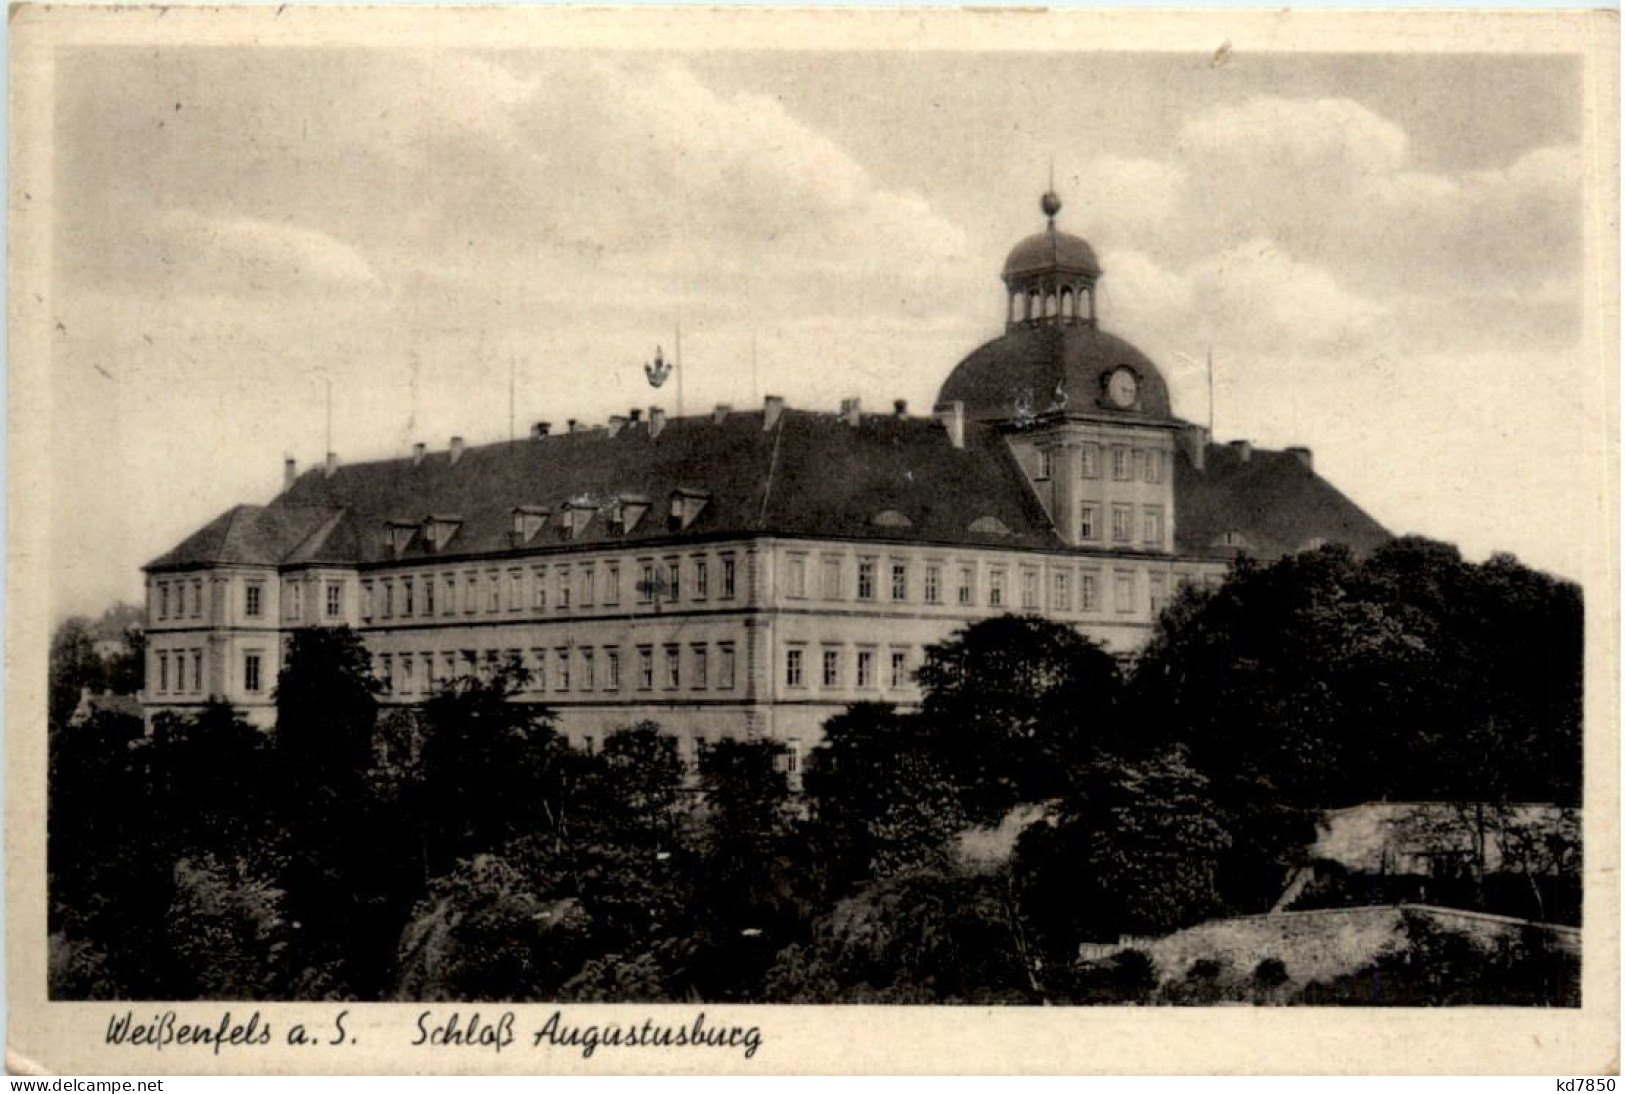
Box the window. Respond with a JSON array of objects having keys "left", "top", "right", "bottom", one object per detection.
[
  {"left": 580, "top": 565, "right": 594, "bottom": 607},
  {"left": 290, "top": 580, "right": 304, "bottom": 621},
  {"left": 1081, "top": 443, "right": 1101, "bottom": 479},
  {"left": 381, "top": 580, "right": 394, "bottom": 618},
  {"left": 581, "top": 735, "right": 596, "bottom": 755},
  {"left": 1145, "top": 449, "right": 1163, "bottom": 483},
  {"left": 487, "top": 571, "right": 501, "bottom": 612},
  {"left": 785, "top": 648, "right": 805, "bottom": 688},
  {"left": 693, "top": 558, "right": 709, "bottom": 599},
  {"left": 557, "top": 567, "right": 572, "bottom": 609},
  {"left": 637, "top": 646, "right": 654, "bottom": 689},
  {"left": 1037, "top": 449, "right": 1053, "bottom": 479},
  {"left": 244, "top": 583, "right": 263, "bottom": 619},
  {"left": 957, "top": 566, "right": 974, "bottom": 606},
  {"left": 786, "top": 738, "right": 802, "bottom": 776},
  {"left": 531, "top": 567, "right": 546, "bottom": 611},
  {"left": 664, "top": 644, "right": 681, "bottom": 689},
  {"left": 1150, "top": 573, "right": 1168, "bottom": 616},
  {"left": 605, "top": 647, "right": 621, "bottom": 690},
  {"left": 891, "top": 561, "right": 908, "bottom": 601},
  {"left": 1079, "top": 504, "right": 1099, "bottom": 541},
  {"left": 361, "top": 581, "right": 374, "bottom": 619},
  {"left": 721, "top": 556, "right": 737, "bottom": 599},
  {"left": 821, "top": 557, "right": 843, "bottom": 599},
  {"left": 719, "top": 643, "right": 736, "bottom": 690},
  {"left": 462, "top": 572, "right": 478, "bottom": 615},
  {"left": 924, "top": 564, "right": 942, "bottom": 604},
  {"left": 159, "top": 583, "right": 169, "bottom": 620},
  {"left": 857, "top": 558, "right": 876, "bottom": 600},
  {"left": 443, "top": 573, "right": 457, "bottom": 616},
  {"left": 787, "top": 555, "right": 808, "bottom": 598},
  {"left": 421, "top": 653, "right": 434, "bottom": 691},
  {"left": 1134, "top": 448, "right": 1148, "bottom": 482},
  {"left": 890, "top": 650, "right": 909, "bottom": 689},
  {"left": 692, "top": 644, "right": 709, "bottom": 689},
  {"left": 423, "top": 576, "right": 435, "bottom": 616},
  {"left": 989, "top": 568, "right": 1006, "bottom": 607},
  {"left": 509, "top": 569, "right": 524, "bottom": 611},
  {"left": 1021, "top": 569, "right": 1039, "bottom": 609},
  {"left": 856, "top": 649, "right": 874, "bottom": 689},
  {"left": 581, "top": 648, "right": 595, "bottom": 691},
  {"left": 664, "top": 558, "right": 681, "bottom": 602},
  {"left": 604, "top": 564, "right": 620, "bottom": 605},
  {"left": 158, "top": 652, "right": 169, "bottom": 693},
  {"left": 191, "top": 650, "right": 203, "bottom": 692},
  {"left": 1112, "top": 504, "right": 1133, "bottom": 543},
  {"left": 403, "top": 577, "right": 415, "bottom": 616},
  {"left": 1115, "top": 572, "right": 1135, "bottom": 614},
  {"left": 638, "top": 562, "right": 657, "bottom": 604},
  {"left": 190, "top": 580, "right": 202, "bottom": 618},
  {"left": 821, "top": 648, "right": 841, "bottom": 689},
  {"left": 1112, "top": 446, "right": 1132, "bottom": 481},
  {"left": 400, "top": 653, "right": 414, "bottom": 695},
  {"left": 1143, "top": 506, "right": 1164, "bottom": 547},
  {"left": 244, "top": 652, "right": 263, "bottom": 694},
  {"left": 1052, "top": 570, "right": 1071, "bottom": 611},
  {"left": 1081, "top": 572, "right": 1099, "bottom": 611},
  {"left": 555, "top": 648, "right": 571, "bottom": 691},
  {"left": 444, "top": 652, "right": 460, "bottom": 685}
]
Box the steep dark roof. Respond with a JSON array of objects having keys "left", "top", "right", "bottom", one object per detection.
[
  {"left": 146, "top": 409, "right": 1388, "bottom": 571},
  {"left": 938, "top": 325, "right": 1175, "bottom": 424},
  {"left": 1174, "top": 443, "right": 1389, "bottom": 558}
]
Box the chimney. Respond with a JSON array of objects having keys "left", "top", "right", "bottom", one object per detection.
[
  {"left": 649, "top": 407, "right": 667, "bottom": 439},
  {"left": 764, "top": 395, "right": 785, "bottom": 431},
  {"left": 530, "top": 421, "right": 552, "bottom": 439},
  {"left": 893, "top": 399, "right": 908, "bottom": 418},
  {"left": 1286, "top": 445, "right": 1313, "bottom": 471},
  {"left": 713, "top": 404, "right": 731, "bottom": 424},
  {"left": 607, "top": 415, "right": 628, "bottom": 438},
  {"left": 283, "top": 457, "right": 297, "bottom": 490},
  {"left": 412, "top": 442, "right": 426, "bottom": 467},
  {"left": 567, "top": 419, "right": 581, "bottom": 435},
  {"left": 629, "top": 408, "right": 643, "bottom": 423},
  {"left": 1229, "top": 439, "right": 1252, "bottom": 463},
  {"left": 1179, "top": 424, "right": 1209, "bottom": 471},
  {"left": 933, "top": 400, "right": 965, "bottom": 449},
  {"left": 449, "top": 436, "right": 465, "bottom": 465},
  {"left": 324, "top": 451, "right": 338, "bottom": 478},
  {"left": 840, "top": 397, "right": 861, "bottom": 427}
]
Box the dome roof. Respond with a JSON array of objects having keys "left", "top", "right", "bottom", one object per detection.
[
  {"left": 1003, "top": 227, "right": 1101, "bottom": 281},
  {"left": 938, "top": 324, "right": 1174, "bottom": 424}
]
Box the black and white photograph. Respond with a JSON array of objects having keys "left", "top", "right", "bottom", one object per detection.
[{"left": 8, "top": 5, "right": 1617, "bottom": 1075}]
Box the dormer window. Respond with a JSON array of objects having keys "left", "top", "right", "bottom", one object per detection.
[
  {"left": 618, "top": 494, "right": 651, "bottom": 534},
  {"left": 511, "top": 505, "right": 549, "bottom": 544},
  {"left": 385, "top": 520, "right": 417, "bottom": 557},
  {"left": 422, "top": 514, "right": 463, "bottom": 553},
  {"left": 561, "top": 500, "right": 594, "bottom": 540},
  {"left": 871, "top": 509, "right": 913, "bottom": 529},
  {"left": 670, "top": 488, "right": 710, "bottom": 530},
  {"left": 1037, "top": 450, "right": 1053, "bottom": 480},
  {"left": 968, "top": 515, "right": 1012, "bottom": 536}
]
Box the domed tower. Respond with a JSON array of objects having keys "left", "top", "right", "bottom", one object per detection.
[
  {"left": 1003, "top": 190, "right": 1102, "bottom": 329},
  {"left": 938, "top": 192, "right": 1182, "bottom": 552}
]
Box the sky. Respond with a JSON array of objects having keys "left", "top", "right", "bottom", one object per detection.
[{"left": 46, "top": 45, "right": 1597, "bottom": 619}]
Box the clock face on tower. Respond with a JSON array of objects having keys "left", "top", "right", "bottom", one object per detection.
[{"left": 1106, "top": 367, "right": 1139, "bottom": 409}]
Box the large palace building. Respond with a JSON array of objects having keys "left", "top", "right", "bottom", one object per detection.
[{"left": 142, "top": 194, "right": 1388, "bottom": 764}]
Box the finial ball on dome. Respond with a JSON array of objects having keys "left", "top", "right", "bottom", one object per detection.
[{"left": 1040, "top": 190, "right": 1063, "bottom": 218}]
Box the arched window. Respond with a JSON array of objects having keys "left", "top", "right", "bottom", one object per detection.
[
  {"left": 1044, "top": 292, "right": 1058, "bottom": 318},
  {"left": 1060, "top": 287, "right": 1074, "bottom": 320},
  {"left": 1027, "top": 290, "right": 1039, "bottom": 320}
]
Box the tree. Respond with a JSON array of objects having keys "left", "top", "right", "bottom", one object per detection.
[
  {"left": 914, "top": 615, "right": 1124, "bottom": 824},
  {"left": 48, "top": 616, "right": 106, "bottom": 731},
  {"left": 414, "top": 659, "right": 565, "bottom": 869},
  {"left": 1014, "top": 748, "right": 1230, "bottom": 957},
  {"left": 801, "top": 703, "right": 965, "bottom": 899}
]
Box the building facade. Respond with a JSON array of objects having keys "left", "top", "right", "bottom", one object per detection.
[{"left": 142, "top": 194, "right": 1389, "bottom": 763}]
